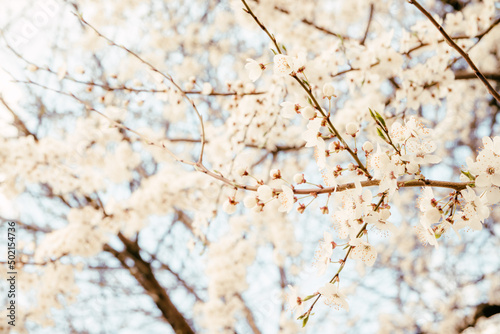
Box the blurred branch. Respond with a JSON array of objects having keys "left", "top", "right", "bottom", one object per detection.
[
  {"left": 404, "top": 17, "right": 500, "bottom": 55},
  {"left": 252, "top": 0, "right": 349, "bottom": 39},
  {"left": 104, "top": 233, "right": 196, "bottom": 334},
  {"left": 167, "top": 137, "right": 306, "bottom": 153},
  {"left": 360, "top": 4, "right": 374, "bottom": 46},
  {"left": 0, "top": 95, "right": 37, "bottom": 140},
  {"left": 236, "top": 293, "right": 262, "bottom": 334},
  {"left": 456, "top": 303, "right": 500, "bottom": 332},
  {"left": 76, "top": 14, "right": 207, "bottom": 164}
]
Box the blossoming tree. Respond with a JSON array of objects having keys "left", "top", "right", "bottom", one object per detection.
[{"left": 1, "top": 0, "right": 500, "bottom": 333}]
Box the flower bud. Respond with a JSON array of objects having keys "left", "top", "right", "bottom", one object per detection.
[
  {"left": 346, "top": 122, "right": 359, "bottom": 136},
  {"left": 293, "top": 173, "right": 305, "bottom": 184},
  {"left": 301, "top": 106, "right": 316, "bottom": 120},
  {"left": 362, "top": 141, "right": 374, "bottom": 153},
  {"left": 202, "top": 82, "right": 213, "bottom": 95},
  {"left": 243, "top": 196, "right": 258, "bottom": 208},
  {"left": 257, "top": 185, "right": 273, "bottom": 201},
  {"left": 322, "top": 83, "right": 336, "bottom": 98},
  {"left": 74, "top": 66, "right": 85, "bottom": 74}
]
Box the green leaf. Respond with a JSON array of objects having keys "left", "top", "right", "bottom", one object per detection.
[
  {"left": 460, "top": 170, "right": 475, "bottom": 181},
  {"left": 374, "top": 110, "right": 386, "bottom": 128},
  {"left": 302, "top": 315, "right": 309, "bottom": 327},
  {"left": 376, "top": 128, "right": 386, "bottom": 140},
  {"left": 270, "top": 48, "right": 277, "bottom": 55},
  {"left": 303, "top": 294, "right": 316, "bottom": 302}
]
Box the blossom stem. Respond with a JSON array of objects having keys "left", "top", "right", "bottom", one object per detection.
[{"left": 241, "top": 0, "right": 282, "bottom": 54}]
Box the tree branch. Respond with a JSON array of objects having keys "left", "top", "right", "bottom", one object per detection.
[
  {"left": 360, "top": 4, "right": 374, "bottom": 45},
  {"left": 407, "top": 0, "right": 500, "bottom": 104},
  {"left": 104, "top": 233, "right": 196, "bottom": 334}
]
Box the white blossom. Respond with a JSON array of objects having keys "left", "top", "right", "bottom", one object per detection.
[
  {"left": 280, "top": 101, "right": 298, "bottom": 119},
  {"left": 349, "top": 238, "right": 378, "bottom": 266},
  {"left": 245, "top": 58, "right": 264, "bottom": 82},
  {"left": 286, "top": 285, "right": 304, "bottom": 315},
  {"left": 257, "top": 185, "right": 273, "bottom": 201},
  {"left": 278, "top": 185, "right": 295, "bottom": 213},
  {"left": 273, "top": 54, "right": 294, "bottom": 77},
  {"left": 322, "top": 83, "right": 336, "bottom": 98},
  {"left": 317, "top": 283, "right": 349, "bottom": 311},
  {"left": 314, "top": 232, "right": 334, "bottom": 276}
]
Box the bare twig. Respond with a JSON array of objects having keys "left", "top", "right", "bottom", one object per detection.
[
  {"left": 360, "top": 4, "right": 374, "bottom": 46},
  {"left": 236, "top": 293, "right": 262, "bottom": 334},
  {"left": 404, "top": 17, "right": 500, "bottom": 56}
]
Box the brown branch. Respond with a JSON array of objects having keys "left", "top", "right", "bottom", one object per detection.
[
  {"left": 455, "top": 72, "right": 500, "bottom": 81},
  {"left": 196, "top": 161, "right": 472, "bottom": 194},
  {"left": 0, "top": 217, "right": 51, "bottom": 233},
  {"left": 236, "top": 293, "right": 262, "bottom": 334},
  {"left": 0, "top": 95, "right": 38, "bottom": 140},
  {"left": 154, "top": 259, "right": 203, "bottom": 302},
  {"left": 456, "top": 303, "right": 500, "bottom": 332},
  {"left": 167, "top": 137, "right": 306, "bottom": 152},
  {"left": 104, "top": 234, "right": 195, "bottom": 334},
  {"left": 408, "top": 0, "right": 500, "bottom": 103},
  {"left": 360, "top": 4, "right": 374, "bottom": 45}
]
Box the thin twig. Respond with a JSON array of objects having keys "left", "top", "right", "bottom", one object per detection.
[
  {"left": 360, "top": 4, "right": 374, "bottom": 46},
  {"left": 76, "top": 13, "right": 207, "bottom": 164}
]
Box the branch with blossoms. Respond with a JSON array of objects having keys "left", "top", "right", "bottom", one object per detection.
[
  {"left": 13, "top": 2, "right": 499, "bottom": 329},
  {"left": 12, "top": 14, "right": 474, "bottom": 201},
  {"left": 407, "top": 0, "right": 500, "bottom": 104},
  {"left": 293, "top": 194, "right": 387, "bottom": 327},
  {"left": 1, "top": 39, "right": 266, "bottom": 97},
  {"left": 238, "top": 0, "right": 500, "bottom": 327},
  {"left": 241, "top": 0, "right": 372, "bottom": 179},
  {"left": 49, "top": 3, "right": 488, "bottom": 202}
]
